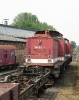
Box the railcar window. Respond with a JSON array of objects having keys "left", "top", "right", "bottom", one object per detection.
[
  {"left": 4, "top": 51, "right": 7, "bottom": 58},
  {"left": 4, "top": 54, "right": 7, "bottom": 58},
  {"left": 10, "top": 52, "right": 14, "bottom": 58}
]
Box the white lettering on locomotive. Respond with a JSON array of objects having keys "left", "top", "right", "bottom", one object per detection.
[{"left": 34, "top": 46, "right": 45, "bottom": 49}]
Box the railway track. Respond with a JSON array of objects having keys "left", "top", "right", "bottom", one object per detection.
[
  {"left": 1, "top": 64, "right": 75, "bottom": 100},
  {"left": 0, "top": 69, "right": 18, "bottom": 75},
  {"left": 0, "top": 66, "right": 51, "bottom": 100},
  {"left": 1, "top": 62, "right": 79, "bottom": 100},
  {"left": 19, "top": 72, "right": 50, "bottom": 100},
  {"left": 0, "top": 68, "right": 22, "bottom": 83},
  {"left": 28, "top": 87, "right": 54, "bottom": 100}
]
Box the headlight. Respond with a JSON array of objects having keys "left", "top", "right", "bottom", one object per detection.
[
  {"left": 48, "top": 56, "right": 52, "bottom": 63},
  {"left": 27, "top": 55, "right": 31, "bottom": 63}
]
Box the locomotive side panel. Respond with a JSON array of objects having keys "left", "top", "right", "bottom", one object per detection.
[
  {"left": 58, "top": 39, "right": 65, "bottom": 61},
  {"left": 65, "top": 43, "right": 71, "bottom": 58},
  {"left": 64, "top": 38, "right": 71, "bottom": 58},
  {"left": 53, "top": 39, "right": 58, "bottom": 63}
]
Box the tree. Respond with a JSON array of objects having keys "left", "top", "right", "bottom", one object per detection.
[
  {"left": 70, "top": 41, "right": 76, "bottom": 46},
  {"left": 13, "top": 13, "right": 39, "bottom": 24},
  {"left": 11, "top": 12, "right": 56, "bottom": 31}
]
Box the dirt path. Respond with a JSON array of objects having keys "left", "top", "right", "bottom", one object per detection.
[
  {"left": 38, "top": 62, "right": 79, "bottom": 100},
  {"left": 53, "top": 62, "right": 79, "bottom": 100}
]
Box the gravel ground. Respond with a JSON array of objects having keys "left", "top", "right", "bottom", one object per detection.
[
  {"left": 37, "top": 62, "right": 79, "bottom": 100},
  {"left": 53, "top": 62, "right": 79, "bottom": 100}
]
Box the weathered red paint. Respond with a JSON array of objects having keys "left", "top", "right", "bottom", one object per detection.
[
  {"left": 58, "top": 39, "right": 65, "bottom": 57},
  {"left": 0, "top": 45, "right": 16, "bottom": 67},
  {"left": 26, "top": 31, "right": 59, "bottom": 66},
  {"left": 26, "top": 30, "right": 73, "bottom": 67},
  {"left": 0, "top": 83, "right": 19, "bottom": 100}
]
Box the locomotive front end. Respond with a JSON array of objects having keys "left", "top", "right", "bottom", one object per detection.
[{"left": 26, "top": 30, "right": 58, "bottom": 67}]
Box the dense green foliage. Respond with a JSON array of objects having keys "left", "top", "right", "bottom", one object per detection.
[
  {"left": 70, "top": 41, "right": 78, "bottom": 53},
  {"left": 11, "top": 12, "right": 56, "bottom": 31},
  {"left": 71, "top": 41, "right": 76, "bottom": 46}
]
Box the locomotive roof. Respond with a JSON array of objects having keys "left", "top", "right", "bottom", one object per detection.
[
  {"left": 0, "top": 45, "right": 17, "bottom": 50},
  {"left": 64, "top": 38, "right": 69, "bottom": 41},
  {"left": 35, "top": 30, "right": 63, "bottom": 37}
]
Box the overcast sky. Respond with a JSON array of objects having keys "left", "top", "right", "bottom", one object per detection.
[{"left": 0, "top": 0, "right": 79, "bottom": 45}]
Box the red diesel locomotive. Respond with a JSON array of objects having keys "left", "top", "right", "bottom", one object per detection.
[{"left": 25, "top": 30, "right": 74, "bottom": 77}]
